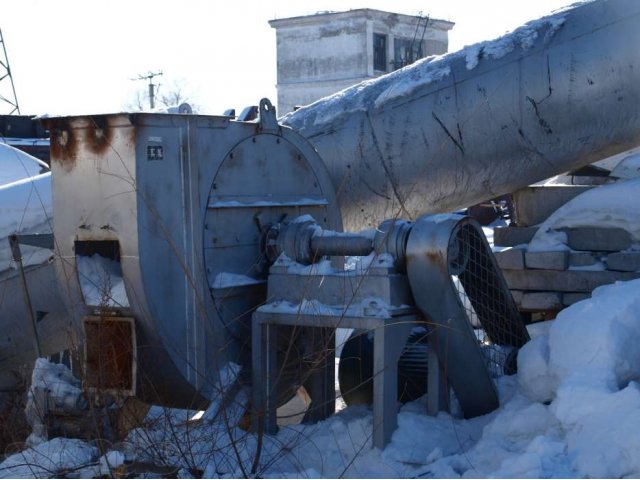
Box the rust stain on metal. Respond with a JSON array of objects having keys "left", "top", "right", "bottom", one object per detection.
[
  {"left": 426, "top": 250, "right": 445, "bottom": 265},
  {"left": 84, "top": 316, "right": 135, "bottom": 393},
  {"left": 49, "top": 123, "right": 79, "bottom": 172},
  {"left": 46, "top": 116, "right": 127, "bottom": 171},
  {"left": 85, "top": 116, "right": 114, "bottom": 155}
]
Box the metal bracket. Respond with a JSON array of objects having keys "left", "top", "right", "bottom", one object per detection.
[{"left": 258, "top": 98, "right": 280, "bottom": 134}]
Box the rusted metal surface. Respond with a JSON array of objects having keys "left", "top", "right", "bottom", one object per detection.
[
  {"left": 45, "top": 115, "right": 135, "bottom": 171},
  {"left": 83, "top": 316, "right": 136, "bottom": 395}
]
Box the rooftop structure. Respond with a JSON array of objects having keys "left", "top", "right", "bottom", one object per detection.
[{"left": 269, "top": 9, "right": 454, "bottom": 115}]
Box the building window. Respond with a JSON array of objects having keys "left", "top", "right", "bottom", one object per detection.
[
  {"left": 373, "top": 33, "right": 387, "bottom": 72},
  {"left": 393, "top": 37, "right": 424, "bottom": 70}
]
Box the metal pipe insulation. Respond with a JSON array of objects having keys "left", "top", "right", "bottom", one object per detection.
[{"left": 284, "top": 0, "right": 640, "bottom": 231}]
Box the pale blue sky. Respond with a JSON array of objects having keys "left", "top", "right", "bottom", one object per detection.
[{"left": 2, "top": 0, "right": 575, "bottom": 116}]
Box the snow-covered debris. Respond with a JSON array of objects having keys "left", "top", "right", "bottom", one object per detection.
[
  {"left": 283, "top": 9, "right": 567, "bottom": 132},
  {"left": 25, "top": 359, "right": 86, "bottom": 446},
  {"left": 0, "top": 437, "right": 97, "bottom": 479},
  {"left": 28, "top": 359, "right": 84, "bottom": 413},
  {"left": 528, "top": 178, "right": 640, "bottom": 252},
  {"left": 97, "top": 450, "right": 125, "bottom": 477}
]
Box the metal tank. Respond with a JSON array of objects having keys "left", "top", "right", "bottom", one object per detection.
[
  {"left": 43, "top": 100, "right": 341, "bottom": 408},
  {"left": 283, "top": 0, "right": 640, "bottom": 231}
]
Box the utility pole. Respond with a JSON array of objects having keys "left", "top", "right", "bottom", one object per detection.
[
  {"left": 133, "top": 71, "right": 163, "bottom": 109},
  {"left": 0, "top": 28, "right": 20, "bottom": 115}
]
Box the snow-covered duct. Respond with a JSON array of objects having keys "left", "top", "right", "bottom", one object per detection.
[{"left": 283, "top": 0, "right": 640, "bottom": 231}]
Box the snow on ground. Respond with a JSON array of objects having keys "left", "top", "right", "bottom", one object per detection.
[
  {"left": 0, "top": 145, "right": 52, "bottom": 272},
  {"left": 2, "top": 277, "right": 639, "bottom": 478},
  {"left": 528, "top": 178, "right": 640, "bottom": 252}
]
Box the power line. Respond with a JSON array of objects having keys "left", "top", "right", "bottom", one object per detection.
[
  {"left": 0, "top": 28, "right": 20, "bottom": 115},
  {"left": 132, "top": 70, "right": 163, "bottom": 109}
]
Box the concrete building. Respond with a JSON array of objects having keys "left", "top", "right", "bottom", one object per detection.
[{"left": 269, "top": 9, "right": 454, "bottom": 115}]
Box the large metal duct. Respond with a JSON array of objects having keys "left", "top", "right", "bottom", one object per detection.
[{"left": 284, "top": 0, "right": 640, "bottom": 231}]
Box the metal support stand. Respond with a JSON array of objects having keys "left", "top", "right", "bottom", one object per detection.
[
  {"left": 9, "top": 234, "right": 42, "bottom": 357},
  {"left": 427, "top": 330, "right": 450, "bottom": 416},
  {"left": 302, "top": 328, "right": 335, "bottom": 424},
  {"left": 252, "top": 310, "right": 415, "bottom": 449}
]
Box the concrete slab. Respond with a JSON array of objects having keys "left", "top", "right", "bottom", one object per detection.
[
  {"left": 510, "top": 290, "right": 524, "bottom": 306},
  {"left": 606, "top": 252, "right": 640, "bottom": 272},
  {"left": 566, "top": 227, "right": 631, "bottom": 252},
  {"left": 495, "top": 249, "right": 525, "bottom": 270},
  {"left": 569, "top": 251, "right": 599, "bottom": 267},
  {"left": 525, "top": 251, "right": 568, "bottom": 270},
  {"left": 502, "top": 269, "right": 640, "bottom": 292},
  {"left": 563, "top": 292, "right": 591, "bottom": 306},
  {"left": 494, "top": 226, "right": 538, "bottom": 247},
  {"left": 513, "top": 185, "right": 594, "bottom": 227},
  {"left": 521, "top": 292, "right": 563, "bottom": 311}
]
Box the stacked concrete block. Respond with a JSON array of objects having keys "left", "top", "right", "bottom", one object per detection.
[
  {"left": 494, "top": 226, "right": 538, "bottom": 247},
  {"left": 565, "top": 227, "right": 632, "bottom": 252},
  {"left": 496, "top": 227, "right": 640, "bottom": 314},
  {"left": 525, "top": 251, "right": 568, "bottom": 270},
  {"left": 494, "top": 248, "right": 525, "bottom": 270},
  {"left": 606, "top": 252, "right": 640, "bottom": 272}
]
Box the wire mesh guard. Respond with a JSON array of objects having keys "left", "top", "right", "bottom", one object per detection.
[{"left": 448, "top": 222, "right": 530, "bottom": 379}]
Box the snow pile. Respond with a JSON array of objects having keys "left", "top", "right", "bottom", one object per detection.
[
  {"left": 24, "top": 359, "right": 87, "bottom": 446},
  {"left": 76, "top": 254, "right": 130, "bottom": 307},
  {"left": 212, "top": 272, "right": 262, "bottom": 289},
  {"left": 464, "top": 16, "right": 565, "bottom": 70},
  {"left": 283, "top": 8, "right": 567, "bottom": 132},
  {"left": 0, "top": 438, "right": 97, "bottom": 479},
  {"left": 28, "top": 359, "right": 85, "bottom": 414},
  {"left": 528, "top": 178, "right": 640, "bottom": 252},
  {"left": 516, "top": 278, "right": 640, "bottom": 478}
]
